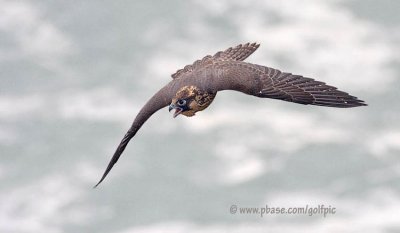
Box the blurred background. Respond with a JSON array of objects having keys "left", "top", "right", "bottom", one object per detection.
[{"left": 1, "top": 0, "right": 399, "bottom": 232}]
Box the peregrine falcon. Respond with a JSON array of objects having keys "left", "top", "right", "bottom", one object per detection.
[{"left": 94, "top": 42, "right": 366, "bottom": 187}]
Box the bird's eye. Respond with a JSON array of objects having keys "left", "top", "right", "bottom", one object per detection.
[{"left": 177, "top": 99, "right": 186, "bottom": 106}]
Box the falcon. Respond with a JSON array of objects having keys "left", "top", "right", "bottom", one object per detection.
[{"left": 94, "top": 42, "right": 366, "bottom": 187}]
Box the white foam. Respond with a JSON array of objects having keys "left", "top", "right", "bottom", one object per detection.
[
  {"left": 57, "top": 88, "right": 139, "bottom": 122},
  {"left": 0, "top": 1, "right": 75, "bottom": 69},
  {"left": 0, "top": 175, "right": 87, "bottom": 233},
  {"left": 117, "top": 189, "right": 400, "bottom": 233},
  {"left": 0, "top": 95, "right": 44, "bottom": 119},
  {"left": 368, "top": 130, "right": 400, "bottom": 157}
]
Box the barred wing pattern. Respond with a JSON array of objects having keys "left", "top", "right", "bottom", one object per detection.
[
  {"left": 212, "top": 42, "right": 260, "bottom": 62},
  {"left": 171, "top": 43, "right": 260, "bottom": 79},
  {"left": 221, "top": 63, "right": 366, "bottom": 107}
]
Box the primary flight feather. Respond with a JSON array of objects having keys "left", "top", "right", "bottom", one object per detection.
[{"left": 94, "top": 42, "right": 366, "bottom": 187}]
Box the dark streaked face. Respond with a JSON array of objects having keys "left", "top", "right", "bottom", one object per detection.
[{"left": 169, "top": 86, "right": 215, "bottom": 118}]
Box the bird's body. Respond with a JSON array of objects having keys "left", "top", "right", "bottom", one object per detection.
[{"left": 94, "top": 42, "right": 366, "bottom": 187}]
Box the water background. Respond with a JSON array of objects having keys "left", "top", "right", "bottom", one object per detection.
[{"left": 1, "top": 0, "right": 400, "bottom": 232}]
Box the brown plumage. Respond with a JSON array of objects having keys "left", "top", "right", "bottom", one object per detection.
[{"left": 94, "top": 42, "right": 366, "bottom": 187}]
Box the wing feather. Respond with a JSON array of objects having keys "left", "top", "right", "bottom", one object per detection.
[
  {"left": 212, "top": 42, "right": 260, "bottom": 61},
  {"left": 216, "top": 62, "right": 366, "bottom": 108},
  {"left": 171, "top": 43, "right": 260, "bottom": 79},
  {"left": 94, "top": 85, "right": 174, "bottom": 187}
]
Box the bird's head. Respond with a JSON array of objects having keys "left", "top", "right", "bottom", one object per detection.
[{"left": 169, "top": 85, "right": 215, "bottom": 118}]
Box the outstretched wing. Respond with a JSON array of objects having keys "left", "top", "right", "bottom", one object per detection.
[
  {"left": 214, "top": 62, "right": 366, "bottom": 107},
  {"left": 94, "top": 85, "right": 173, "bottom": 187},
  {"left": 171, "top": 42, "right": 260, "bottom": 79}
]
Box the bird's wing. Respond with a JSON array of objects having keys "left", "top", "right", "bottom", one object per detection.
[
  {"left": 213, "top": 62, "right": 366, "bottom": 107},
  {"left": 94, "top": 85, "right": 174, "bottom": 187},
  {"left": 212, "top": 42, "right": 260, "bottom": 62},
  {"left": 171, "top": 42, "right": 260, "bottom": 79}
]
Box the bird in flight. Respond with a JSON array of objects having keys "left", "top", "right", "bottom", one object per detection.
[{"left": 94, "top": 42, "right": 366, "bottom": 187}]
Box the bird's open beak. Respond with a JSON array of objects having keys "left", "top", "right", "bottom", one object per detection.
[{"left": 168, "top": 104, "right": 183, "bottom": 118}]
